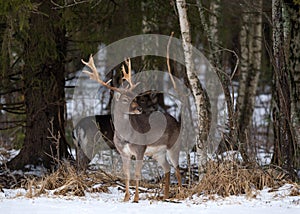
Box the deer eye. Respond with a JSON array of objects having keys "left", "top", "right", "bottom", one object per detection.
[
  {"left": 121, "top": 97, "right": 129, "bottom": 104},
  {"left": 139, "top": 98, "right": 146, "bottom": 103}
]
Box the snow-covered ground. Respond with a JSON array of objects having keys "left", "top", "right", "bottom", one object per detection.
[
  {"left": 1, "top": 184, "right": 299, "bottom": 214},
  {"left": 1, "top": 148, "right": 299, "bottom": 214}
]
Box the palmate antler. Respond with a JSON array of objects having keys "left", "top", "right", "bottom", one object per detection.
[{"left": 82, "top": 55, "right": 139, "bottom": 92}]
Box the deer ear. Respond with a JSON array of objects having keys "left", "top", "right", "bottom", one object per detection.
[
  {"left": 150, "top": 93, "right": 158, "bottom": 103},
  {"left": 115, "top": 92, "right": 121, "bottom": 101}
]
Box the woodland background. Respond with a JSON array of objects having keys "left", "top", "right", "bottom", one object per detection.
[{"left": 0, "top": 0, "right": 299, "bottom": 185}]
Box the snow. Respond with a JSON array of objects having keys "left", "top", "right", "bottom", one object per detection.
[
  {"left": 0, "top": 149, "right": 19, "bottom": 165},
  {"left": 1, "top": 184, "right": 299, "bottom": 214},
  {"left": 1, "top": 149, "right": 299, "bottom": 214}
]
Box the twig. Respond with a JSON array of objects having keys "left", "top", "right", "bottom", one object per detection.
[
  {"left": 50, "top": 0, "right": 90, "bottom": 9},
  {"left": 47, "top": 118, "right": 61, "bottom": 164},
  {"left": 167, "top": 32, "right": 177, "bottom": 90}
]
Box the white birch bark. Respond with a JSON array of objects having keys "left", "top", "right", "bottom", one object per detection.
[{"left": 176, "top": 0, "right": 209, "bottom": 180}]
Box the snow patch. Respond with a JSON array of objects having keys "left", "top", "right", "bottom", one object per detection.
[{"left": 0, "top": 184, "right": 299, "bottom": 214}]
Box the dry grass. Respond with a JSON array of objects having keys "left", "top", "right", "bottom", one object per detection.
[
  {"left": 289, "top": 185, "right": 300, "bottom": 196},
  {"left": 7, "top": 159, "right": 299, "bottom": 200},
  {"left": 24, "top": 163, "right": 114, "bottom": 198},
  {"left": 190, "top": 161, "right": 289, "bottom": 198}
]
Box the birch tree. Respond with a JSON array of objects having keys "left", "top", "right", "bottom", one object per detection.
[
  {"left": 176, "top": 0, "right": 211, "bottom": 179},
  {"left": 198, "top": 0, "right": 221, "bottom": 150}
]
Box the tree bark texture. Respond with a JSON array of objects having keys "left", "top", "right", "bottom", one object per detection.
[
  {"left": 8, "top": 1, "right": 70, "bottom": 169},
  {"left": 176, "top": 0, "right": 211, "bottom": 179},
  {"left": 271, "top": 0, "right": 296, "bottom": 178},
  {"left": 283, "top": 0, "right": 300, "bottom": 172},
  {"left": 197, "top": 0, "right": 237, "bottom": 155},
  {"left": 236, "top": 0, "right": 263, "bottom": 162}
]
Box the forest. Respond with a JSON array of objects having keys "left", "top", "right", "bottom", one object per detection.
[{"left": 0, "top": 0, "right": 299, "bottom": 208}]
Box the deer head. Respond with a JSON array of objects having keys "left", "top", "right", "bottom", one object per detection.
[{"left": 82, "top": 55, "right": 142, "bottom": 115}]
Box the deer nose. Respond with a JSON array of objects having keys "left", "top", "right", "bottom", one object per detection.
[{"left": 137, "top": 106, "right": 143, "bottom": 113}]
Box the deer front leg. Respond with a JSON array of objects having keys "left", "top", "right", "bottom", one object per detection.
[
  {"left": 133, "top": 179, "right": 140, "bottom": 203},
  {"left": 133, "top": 159, "right": 143, "bottom": 202},
  {"left": 124, "top": 179, "right": 130, "bottom": 202},
  {"left": 163, "top": 171, "right": 170, "bottom": 200},
  {"left": 122, "top": 157, "right": 131, "bottom": 202}
]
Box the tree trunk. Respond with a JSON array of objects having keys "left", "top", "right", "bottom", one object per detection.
[
  {"left": 197, "top": 0, "right": 237, "bottom": 156},
  {"left": 176, "top": 0, "right": 211, "bottom": 179},
  {"left": 7, "top": 1, "right": 70, "bottom": 170},
  {"left": 283, "top": 0, "right": 300, "bottom": 173},
  {"left": 271, "top": 0, "right": 296, "bottom": 178},
  {"left": 236, "top": 0, "right": 263, "bottom": 162},
  {"left": 205, "top": 0, "right": 221, "bottom": 152}
]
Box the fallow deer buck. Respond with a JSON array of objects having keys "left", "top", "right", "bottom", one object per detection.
[
  {"left": 72, "top": 93, "right": 159, "bottom": 169},
  {"left": 82, "top": 55, "right": 182, "bottom": 202}
]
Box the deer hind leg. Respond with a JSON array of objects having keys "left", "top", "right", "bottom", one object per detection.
[
  {"left": 153, "top": 152, "right": 171, "bottom": 200},
  {"left": 175, "top": 166, "right": 182, "bottom": 187},
  {"left": 167, "top": 146, "right": 182, "bottom": 188}
]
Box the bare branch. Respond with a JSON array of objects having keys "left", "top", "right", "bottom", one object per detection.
[
  {"left": 51, "top": 0, "right": 91, "bottom": 9},
  {"left": 167, "top": 32, "right": 177, "bottom": 90}
]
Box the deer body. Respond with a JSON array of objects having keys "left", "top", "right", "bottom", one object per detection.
[
  {"left": 82, "top": 55, "right": 182, "bottom": 202},
  {"left": 73, "top": 93, "right": 158, "bottom": 169}
]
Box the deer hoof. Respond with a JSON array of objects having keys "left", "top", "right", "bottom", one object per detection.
[
  {"left": 163, "top": 193, "right": 169, "bottom": 200},
  {"left": 133, "top": 196, "right": 139, "bottom": 203},
  {"left": 162, "top": 196, "right": 169, "bottom": 201},
  {"left": 123, "top": 193, "right": 130, "bottom": 202}
]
